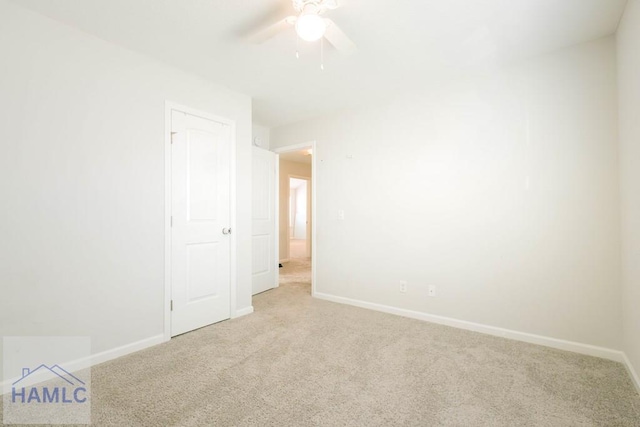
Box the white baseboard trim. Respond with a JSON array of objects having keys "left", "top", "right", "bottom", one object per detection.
[
  {"left": 622, "top": 353, "right": 640, "bottom": 394},
  {"left": 233, "top": 306, "right": 254, "bottom": 318},
  {"left": 314, "top": 292, "right": 624, "bottom": 363},
  {"left": 2, "top": 334, "right": 165, "bottom": 394},
  {"left": 87, "top": 334, "right": 166, "bottom": 368}
]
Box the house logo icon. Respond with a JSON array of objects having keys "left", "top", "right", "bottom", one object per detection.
[{"left": 11, "top": 364, "right": 88, "bottom": 404}]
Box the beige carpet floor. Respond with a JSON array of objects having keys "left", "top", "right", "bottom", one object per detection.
[{"left": 5, "top": 258, "right": 639, "bottom": 426}]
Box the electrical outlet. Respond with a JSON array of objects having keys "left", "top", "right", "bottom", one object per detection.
[
  {"left": 399, "top": 280, "right": 407, "bottom": 294},
  {"left": 428, "top": 285, "right": 436, "bottom": 297},
  {"left": 338, "top": 209, "right": 345, "bottom": 220}
]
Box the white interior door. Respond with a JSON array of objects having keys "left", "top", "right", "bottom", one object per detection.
[
  {"left": 171, "top": 110, "right": 231, "bottom": 337},
  {"left": 252, "top": 147, "right": 277, "bottom": 295}
]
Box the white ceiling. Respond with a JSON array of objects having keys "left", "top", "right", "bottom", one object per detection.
[{"left": 12, "top": 0, "right": 628, "bottom": 127}]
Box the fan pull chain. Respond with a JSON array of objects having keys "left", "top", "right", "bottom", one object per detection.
[
  {"left": 320, "top": 37, "right": 324, "bottom": 71},
  {"left": 296, "top": 34, "right": 300, "bottom": 59}
]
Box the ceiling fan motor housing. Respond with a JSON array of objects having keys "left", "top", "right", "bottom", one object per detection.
[{"left": 293, "top": 0, "right": 338, "bottom": 14}]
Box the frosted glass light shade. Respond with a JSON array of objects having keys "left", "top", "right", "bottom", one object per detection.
[{"left": 295, "top": 13, "right": 327, "bottom": 42}]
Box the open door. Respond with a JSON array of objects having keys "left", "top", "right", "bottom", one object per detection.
[{"left": 252, "top": 147, "right": 277, "bottom": 295}]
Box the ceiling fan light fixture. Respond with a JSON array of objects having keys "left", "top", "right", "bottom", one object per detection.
[{"left": 295, "top": 12, "right": 327, "bottom": 42}]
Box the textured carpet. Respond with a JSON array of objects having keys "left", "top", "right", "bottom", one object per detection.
[
  {"left": 279, "top": 256, "right": 311, "bottom": 287},
  {"left": 5, "top": 258, "right": 639, "bottom": 426}
]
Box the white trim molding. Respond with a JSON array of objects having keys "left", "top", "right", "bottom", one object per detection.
[
  {"left": 87, "top": 334, "right": 165, "bottom": 367},
  {"left": 314, "top": 292, "right": 625, "bottom": 363},
  {"left": 622, "top": 353, "right": 640, "bottom": 394},
  {"left": 2, "top": 334, "right": 164, "bottom": 395},
  {"left": 233, "top": 306, "right": 254, "bottom": 318},
  {"left": 273, "top": 142, "right": 315, "bottom": 154}
]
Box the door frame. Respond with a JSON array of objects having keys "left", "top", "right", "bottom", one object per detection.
[
  {"left": 163, "top": 101, "right": 237, "bottom": 342},
  {"left": 274, "top": 141, "right": 317, "bottom": 297}
]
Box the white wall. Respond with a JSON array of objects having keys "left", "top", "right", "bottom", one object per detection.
[
  {"left": 272, "top": 37, "right": 621, "bottom": 350},
  {"left": 278, "top": 160, "right": 311, "bottom": 261},
  {"left": 0, "top": 1, "right": 253, "bottom": 367},
  {"left": 617, "top": 0, "right": 640, "bottom": 386}
]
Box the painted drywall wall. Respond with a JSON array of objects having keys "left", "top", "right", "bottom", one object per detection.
[
  {"left": 272, "top": 37, "right": 621, "bottom": 350},
  {"left": 0, "top": 1, "right": 252, "bottom": 367},
  {"left": 279, "top": 160, "right": 311, "bottom": 261},
  {"left": 617, "top": 0, "right": 640, "bottom": 385}
]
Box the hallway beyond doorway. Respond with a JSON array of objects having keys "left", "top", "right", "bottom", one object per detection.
[{"left": 289, "top": 239, "right": 307, "bottom": 259}]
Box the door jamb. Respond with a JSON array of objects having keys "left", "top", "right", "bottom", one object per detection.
[
  {"left": 164, "top": 101, "right": 237, "bottom": 342},
  {"left": 274, "top": 141, "right": 317, "bottom": 297}
]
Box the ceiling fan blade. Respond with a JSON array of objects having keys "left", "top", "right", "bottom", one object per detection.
[
  {"left": 247, "top": 16, "right": 296, "bottom": 44},
  {"left": 323, "top": 19, "right": 356, "bottom": 55}
]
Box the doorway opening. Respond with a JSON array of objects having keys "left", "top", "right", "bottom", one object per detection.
[{"left": 275, "top": 142, "right": 316, "bottom": 296}]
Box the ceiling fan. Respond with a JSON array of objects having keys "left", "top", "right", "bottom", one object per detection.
[{"left": 248, "top": 0, "right": 356, "bottom": 55}]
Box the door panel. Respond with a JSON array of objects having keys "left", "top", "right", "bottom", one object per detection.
[
  {"left": 187, "top": 130, "right": 218, "bottom": 221},
  {"left": 186, "top": 242, "right": 219, "bottom": 300},
  {"left": 252, "top": 235, "right": 270, "bottom": 274},
  {"left": 252, "top": 147, "right": 277, "bottom": 295},
  {"left": 171, "top": 110, "right": 231, "bottom": 337}
]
